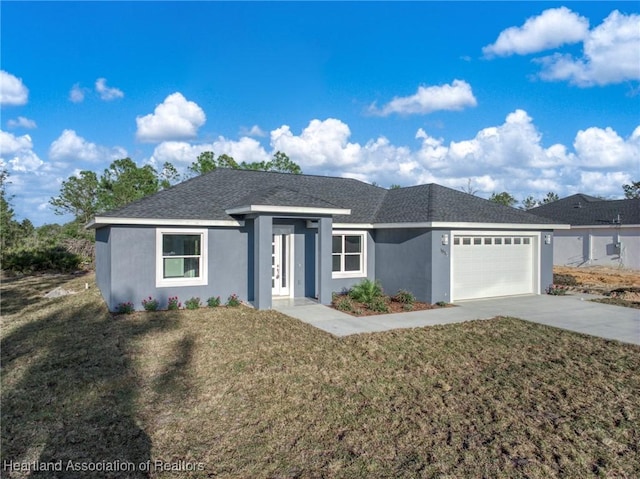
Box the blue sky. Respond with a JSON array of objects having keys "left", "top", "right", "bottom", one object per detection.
[{"left": 1, "top": 1, "right": 638, "bottom": 226}]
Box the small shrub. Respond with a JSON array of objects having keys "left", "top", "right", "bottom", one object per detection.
[
  {"left": 349, "top": 279, "right": 383, "bottom": 304},
  {"left": 402, "top": 303, "right": 415, "bottom": 311},
  {"left": 185, "top": 297, "right": 201, "bottom": 310},
  {"left": 207, "top": 296, "right": 221, "bottom": 308},
  {"left": 394, "top": 289, "right": 415, "bottom": 305},
  {"left": 226, "top": 293, "right": 241, "bottom": 307},
  {"left": 167, "top": 296, "right": 181, "bottom": 310},
  {"left": 141, "top": 296, "right": 159, "bottom": 311},
  {"left": 116, "top": 301, "right": 134, "bottom": 314},
  {"left": 546, "top": 284, "right": 569, "bottom": 296},
  {"left": 435, "top": 301, "right": 448, "bottom": 307},
  {"left": 553, "top": 273, "right": 579, "bottom": 286},
  {"left": 334, "top": 295, "right": 354, "bottom": 312},
  {"left": 367, "top": 296, "right": 390, "bottom": 313}
]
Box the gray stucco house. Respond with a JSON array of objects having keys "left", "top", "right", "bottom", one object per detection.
[
  {"left": 530, "top": 194, "right": 640, "bottom": 270},
  {"left": 88, "top": 169, "right": 565, "bottom": 311}
]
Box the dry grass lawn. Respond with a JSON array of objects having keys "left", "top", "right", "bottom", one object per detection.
[{"left": 2, "top": 273, "right": 640, "bottom": 478}]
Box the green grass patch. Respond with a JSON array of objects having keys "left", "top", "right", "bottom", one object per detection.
[{"left": 2, "top": 273, "right": 640, "bottom": 478}]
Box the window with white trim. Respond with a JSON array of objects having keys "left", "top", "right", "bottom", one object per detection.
[
  {"left": 156, "top": 229, "right": 208, "bottom": 287},
  {"left": 332, "top": 231, "right": 366, "bottom": 278}
]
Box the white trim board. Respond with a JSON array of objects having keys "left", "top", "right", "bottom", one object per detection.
[
  {"left": 225, "top": 205, "right": 351, "bottom": 216},
  {"left": 88, "top": 217, "right": 244, "bottom": 229}
]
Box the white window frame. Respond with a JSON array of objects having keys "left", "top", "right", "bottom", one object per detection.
[
  {"left": 331, "top": 230, "right": 367, "bottom": 279},
  {"left": 156, "top": 228, "right": 208, "bottom": 287}
]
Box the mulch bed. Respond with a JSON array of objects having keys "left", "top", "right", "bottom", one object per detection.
[{"left": 331, "top": 297, "right": 451, "bottom": 317}]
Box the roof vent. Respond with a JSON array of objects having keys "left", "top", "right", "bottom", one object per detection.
[{"left": 574, "top": 202, "right": 582, "bottom": 208}]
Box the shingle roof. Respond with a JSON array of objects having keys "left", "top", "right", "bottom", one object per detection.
[
  {"left": 97, "top": 168, "right": 557, "bottom": 226},
  {"left": 99, "top": 168, "right": 386, "bottom": 223},
  {"left": 529, "top": 194, "right": 640, "bottom": 226},
  {"left": 374, "top": 184, "right": 553, "bottom": 224}
]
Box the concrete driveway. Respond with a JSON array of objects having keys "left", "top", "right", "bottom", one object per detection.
[{"left": 275, "top": 294, "right": 640, "bottom": 345}]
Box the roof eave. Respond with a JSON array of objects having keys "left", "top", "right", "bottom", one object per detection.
[
  {"left": 87, "top": 216, "right": 245, "bottom": 229},
  {"left": 224, "top": 205, "right": 351, "bottom": 216}
]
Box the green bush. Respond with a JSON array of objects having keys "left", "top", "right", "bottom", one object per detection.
[
  {"left": 393, "top": 290, "right": 415, "bottom": 305},
  {"left": 116, "top": 302, "right": 134, "bottom": 314},
  {"left": 167, "top": 296, "right": 181, "bottom": 310},
  {"left": 207, "top": 296, "right": 221, "bottom": 307},
  {"left": 367, "top": 296, "right": 390, "bottom": 313},
  {"left": 1, "top": 245, "right": 81, "bottom": 274},
  {"left": 546, "top": 284, "right": 569, "bottom": 296},
  {"left": 141, "top": 296, "right": 159, "bottom": 311},
  {"left": 185, "top": 297, "right": 201, "bottom": 310},
  {"left": 226, "top": 294, "right": 241, "bottom": 307},
  {"left": 349, "top": 279, "right": 383, "bottom": 304},
  {"left": 334, "top": 295, "right": 354, "bottom": 312}
]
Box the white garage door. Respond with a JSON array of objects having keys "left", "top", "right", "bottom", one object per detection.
[{"left": 452, "top": 235, "right": 536, "bottom": 301}]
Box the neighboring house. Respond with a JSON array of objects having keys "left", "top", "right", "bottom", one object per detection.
[
  {"left": 88, "top": 169, "right": 565, "bottom": 311},
  {"left": 530, "top": 194, "right": 640, "bottom": 270}
]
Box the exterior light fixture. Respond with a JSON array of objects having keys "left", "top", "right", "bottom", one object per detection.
[{"left": 441, "top": 234, "right": 449, "bottom": 245}]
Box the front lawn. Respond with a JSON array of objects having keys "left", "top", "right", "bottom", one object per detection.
[{"left": 2, "top": 273, "right": 639, "bottom": 478}]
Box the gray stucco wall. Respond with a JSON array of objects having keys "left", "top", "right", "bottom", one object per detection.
[
  {"left": 94, "top": 227, "right": 112, "bottom": 307},
  {"left": 429, "top": 230, "right": 452, "bottom": 304},
  {"left": 374, "top": 228, "right": 433, "bottom": 302},
  {"left": 553, "top": 227, "right": 640, "bottom": 270},
  {"left": 541, "top": 231, "right": 554, "bottom": 291},
  {"left": 104, "top": 225, "right": 249, "bottom": 311}
]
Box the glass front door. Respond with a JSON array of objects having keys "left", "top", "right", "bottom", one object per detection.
[{"left": 272, "top": 234, "right": 291, "bottom": 296}]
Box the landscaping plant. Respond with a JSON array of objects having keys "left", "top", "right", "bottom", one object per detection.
[
  {"left": 226, "top": 293, "right": 241, "bottom": 307},
  {"left": 348, "top": 279, "right": 383, "bottom": 304},
  {"left": 207, "top": 296, "right": 221, "bottom": 308},
  {"left": 141, "top": 296, "right": 159, "bottom": 311},
  {"left": 115, "top": 301, "right": 134, "bottom": 314},
  {"left": 185, "top": 297, "right": 201, "bottom": 310},
  {"left": 167, "top": 296, "right": 181, "bottom": 310}
]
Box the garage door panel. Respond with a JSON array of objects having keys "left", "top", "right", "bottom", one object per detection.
[{"left": 453, "top": 236, "right": 535, "bottom": 301}]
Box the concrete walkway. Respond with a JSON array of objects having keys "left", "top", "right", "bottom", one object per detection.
[{"left": 273, "top": 294, "right": 640, "bottom": 345}]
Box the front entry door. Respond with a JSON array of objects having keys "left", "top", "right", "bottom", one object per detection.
[{"left": 272, "top": 234, "right": 291, "bottom": 296}]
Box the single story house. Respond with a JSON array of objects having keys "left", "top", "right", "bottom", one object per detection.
[
  {"left": 88, "top": 169, "right": 566, "bottom": 311},
  {"left": 530, "top": 194, "right": 640, "bottom": 270}
]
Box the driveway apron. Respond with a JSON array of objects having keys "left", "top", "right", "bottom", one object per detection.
[{"left": 276, "top": 294, "right": 639, "bottom": 345}]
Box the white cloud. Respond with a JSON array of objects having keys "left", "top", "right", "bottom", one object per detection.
[
  {"left": 573, "top": 126, "right": 639, "bottom": 168},
  {"left": 69, "top": 83, "right": 87, "bottom": 103},
  {"left": 369, "top": 80, "right": 477, "bottom": 116},
  {"left": 7, "top": 116, "right": 37, "bottom": 129},
  {"left": 149, "top": 136, "right": 270, "bottom": 169},
  {"left": 95, "top": 78, "right": 124, "bottom": 101},
  {"left": 0, "top": 130, "right": 43, "bottom": 172},
  {"left": 271, "top": 118, "right": 361, "bottom": 167},
  {"left": 536, "top": 10, "right": 640, "bottom": 86},
  {"left": 136, "top": 92, "right": 206, "bottom": 143},
  {"left": 49, "top": 129, "right": 127, "bottom": 163},
  {"left": 483, "top": 7, "right": 589, "bottom": 57},
  {"left": 0, "top": 70, "right": 29, "bottom": 106},
  {"left": 264, "top": 112, "right": 636, "bottom": 201},
  {"left": 577, "top": 171, "right": 633, "bottom": 198}
]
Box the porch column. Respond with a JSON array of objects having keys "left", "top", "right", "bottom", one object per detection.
[
  {"left": 317, "top": 216, "right": 333, "bottom": 305},
  {"left": 253, "top": 215, "right": 272, "bottom": 310}
]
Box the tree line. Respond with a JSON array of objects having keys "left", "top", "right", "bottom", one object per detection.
[
  {"left": 487, "top": 182, "right": 639, "bottom": 209},
  {"left": 50, "top": 151, "right": 301, "bottom": 227},
  {"left": 1, "top": 151, "right": 638, "bottom": 274},
  {"left": 1, "top": 151, "right": 300, "bottom": 273}
]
